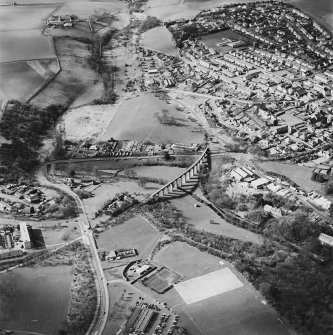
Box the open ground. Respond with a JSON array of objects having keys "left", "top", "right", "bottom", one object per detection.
[{"left": 62, "top": 104, "right": 118, "bottom": 141}]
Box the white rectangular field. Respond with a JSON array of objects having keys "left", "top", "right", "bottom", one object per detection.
[{"left": 175, "top": 268, "right": 243, "bottom": 304}]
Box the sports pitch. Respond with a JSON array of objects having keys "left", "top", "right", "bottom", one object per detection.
[
  {"left": 143, "top": 267, "right": 182, "bottom": 293},
  {"left": 175, "top": 268, "right": 243, "bottom": 304}
]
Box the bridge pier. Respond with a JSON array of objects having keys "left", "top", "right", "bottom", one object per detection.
[
  {"left": 189, "top": 169, "right": 195, "bottom": 178},
  {"left": 148, "top": 147, "right": 209, "bottom": 199}
]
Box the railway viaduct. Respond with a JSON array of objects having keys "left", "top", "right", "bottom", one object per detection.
[{"left": 149, "top": 147, "right": 209, "bottom": 199}]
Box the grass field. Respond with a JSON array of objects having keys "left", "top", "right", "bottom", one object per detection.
[
  {"left": 202, "top": 30, "right": 247, "bottom": 52},
  {"left": 55, "top": 0, "right": 126, "bottom": 19},
  {"left": 83, "top": 181, "right": 160, "bottom": 220},
  {"left": 0, "top": 58, "right": 59, "bottom": 102},
  {"left": 152, "top": 241, "right": 290, "bottom": 335},
  {"left": 183, "top": 281, "right": 290, "bottom": 335},
  {"left": 146, "top": 5, "right": 199, "bottom": 21},
  {"left": 99, "top": 93, "right": 204, "bottom": 144},
  {"left": 0, "top": 5, "right": 57, "bottom": 63},
  {"left": 142, "top": 26, "right": 180, "bottom": 57},
  {"left": 31, "top": 38, "right": 103, "bottom": 107},
  {"left": 258, "top": 161, "right": 323, "bottom": 193},
  {"left": 0, "top": 30, "right": 55, "bottom": 63},
  {"left": 0, "top": 265, "right": 72, "bottom": 334},
  {"left": 122, "top": 165, "right": 186, "bottom": 181},
  {"left": 170, "top": 195, "right": 262, "bottom": 244},
  {"left": 97, "top": 215, "right": 162, "bottom": 259},
  {"left": 153, "top": 241, "right": 223, "bottom": 280}
]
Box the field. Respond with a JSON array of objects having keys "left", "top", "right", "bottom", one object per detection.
[
  {"left": 152, "top": 241, "right": 290, "bottom": 335},
  {"left": 0, "top": 30, "right": 55, "bottom": 63},
  {"left": 0, "top": 58, "right": 59, "bottom": 102},
  {"left": 0, "top": 5, "right": 57, "bottom": 63},
  {"left": 99, "top": 93, "right": 204, "bottom": 144},
  {"left": 55, "top": 0, "right": 127, "bottom": 19},
  {"left": 202, "top": 29, "right": 248, "bottom": 53},
  {"left": 97, "top": 215, "right": 162, "bottom": 259},
  {"left": 31, "top": 38, "right": 103, "bottom": 107},
  {"left": 287, "top": 0, "right": 333, "bottom": 28},
  {"left": 170, "top": 195, "right": 263, "bottom": 244},
  {"left": 83, "top": 181, "right": 160, "bottom": 219},
  {"left": 122, "top": 165, "right": 186, "bottom": 181},
  {"left": 142, "top": 26, "right": 180, "bottom": 57},
  {"left": 258, "top": 161, "right": 323, "bottom": 193},
  {"left": 0, "top": 265, "right": 72, "bottom": 334},
  {"left": 153, "top": 241, "right": 223, "bottom": 279},
  {"left": 62, "top": 104, "right": 118, "bottom": 141},
  {"left": 143, "top": 267, "right": 182, "bottom": 293}
]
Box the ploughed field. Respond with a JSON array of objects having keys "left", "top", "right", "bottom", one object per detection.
[
  {"left": 0, "top": 5, "right": 58, "bottom": 103},
  {"left": 0, "top": 265, "right": 72, "bottom": 334},
  {"left": 0, "top": 59, "right": 59, "bottom": 102}
]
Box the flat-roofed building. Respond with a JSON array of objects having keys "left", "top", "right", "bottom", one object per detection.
[
  {"left": 251, "top": 177, "right": 269, "bottom": 189},
  {"left": 19, "top": 222, "right": 31, "bottom": 249},
  {"left": 319, "top": 233, "right": 333, "bottom": 247}
]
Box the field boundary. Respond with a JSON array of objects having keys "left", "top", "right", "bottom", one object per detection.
[{"left": 26, "top": 3, "right": 64, "bottom": 102}]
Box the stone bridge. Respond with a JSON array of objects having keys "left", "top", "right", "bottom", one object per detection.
[{"left": 149, "top": 147, "right": 209, "bottom": 199}]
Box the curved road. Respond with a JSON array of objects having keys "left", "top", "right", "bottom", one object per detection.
[{"left": 36, "top": 167, "right": 109, "bottom": 335}]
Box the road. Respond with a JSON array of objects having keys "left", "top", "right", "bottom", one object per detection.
[{"left": 35, "top": 167, "right": 109, "bottom": 335}]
